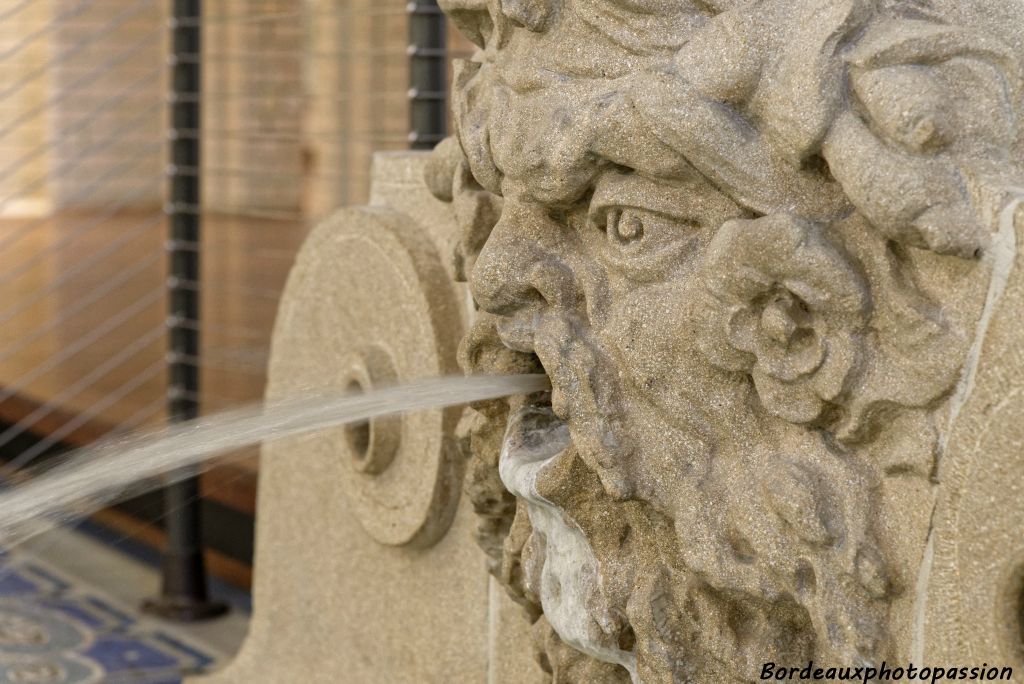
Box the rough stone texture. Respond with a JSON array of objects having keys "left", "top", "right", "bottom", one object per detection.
[
  {"left": 195, "top": 153, "right": 544, "bottom": 683},
  {"left": 206, "top": 2, "right": 1024, "bottom": 681},
  {"left": 924, "top": 201, "right": 1024, "bottom": 665},
  {"left": 428, "top": 0, "right": 1024, "bottom": 681}
]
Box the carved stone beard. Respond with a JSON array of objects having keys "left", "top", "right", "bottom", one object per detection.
[
  {"left": 462, "top": 308, "right": 643, "bottom": 679},
  {"left": 455, "top": 203, "right": 903, "bottom": 683},
  {"left": 465, "top": 298, "right": 894, "bottom": 683},
  {"left": 500, "top": 405, "right": 639, "bottom": 679},
  {"left": 433, "top": 0, "right": 1022, "bottom": 678},
  {"left": 505, "top": 309, "right": 637, "bottom": 500},
  {"left": 450, "top": 183, "right": 942, "bottom": 684}
]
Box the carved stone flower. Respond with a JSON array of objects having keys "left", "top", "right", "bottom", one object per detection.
[{"left": 698, "top": 214, "right": 869, "bottom": 424}]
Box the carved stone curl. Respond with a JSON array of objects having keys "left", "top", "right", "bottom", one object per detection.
[{"left": 428, "top": 0, "right": 1024, "bottom": 682}]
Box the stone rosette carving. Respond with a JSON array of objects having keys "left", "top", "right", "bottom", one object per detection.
[
  {"left": 696, "top": 214, "right": 870, "bottom": 426},
  {"left": 426, "top": 1, "right": 1024, "bottom": 682}
]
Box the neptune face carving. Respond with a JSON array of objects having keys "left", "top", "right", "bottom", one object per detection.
[{"left": 429, "top": 0, "right": 1023, "bottom": 680}]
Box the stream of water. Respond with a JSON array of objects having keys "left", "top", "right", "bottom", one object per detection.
[{"left": 0, "top": 373, "right": 548, "bottom": 546}]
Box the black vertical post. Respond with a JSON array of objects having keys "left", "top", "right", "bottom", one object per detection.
[
  {"left": 144, "top": 0, "right": 226, "bottom": 622},
  {"left": 407, "top": 0, "right": 446, "bottom": 149}
]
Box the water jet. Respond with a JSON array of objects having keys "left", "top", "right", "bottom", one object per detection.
[{"left": 7, "top": 2, "right": 1024, "bottom": 681}]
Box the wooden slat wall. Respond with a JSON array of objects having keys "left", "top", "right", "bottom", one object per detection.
[
  {"left": 0, "top": 0, "right": 55, "bottom": 217},
  {"left": 0, "top": 1, "right": 469, "bottom": 586}
]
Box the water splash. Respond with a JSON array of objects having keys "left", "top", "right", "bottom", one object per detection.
[{"left": 0, "top": 374, "right": 548, "bottom": 545}]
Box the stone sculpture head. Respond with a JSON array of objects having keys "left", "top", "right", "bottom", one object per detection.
[{"left": 427, "top": 1, "right": 1024, "bottom": 681}]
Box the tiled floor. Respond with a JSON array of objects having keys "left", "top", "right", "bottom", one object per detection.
[
  {"left": 0, "top": 208, "right": 305, "bottom": 561},
  {"left": 0, "top": 526, "right": 249, "bottom": 683}
]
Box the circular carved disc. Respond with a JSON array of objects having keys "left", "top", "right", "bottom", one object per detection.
[{"left": 267, "top": 206, "right": 464, "bottom": 548}]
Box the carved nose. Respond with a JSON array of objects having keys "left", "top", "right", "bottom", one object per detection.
[{"left": 469, "top": 201, "right": 578, "bottom": 316}]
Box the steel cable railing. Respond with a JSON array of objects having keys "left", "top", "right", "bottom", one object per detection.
[
  {"left": 0, "top": 323, "right": 167, "bottom": 452},
  {"left": 0, "top": 0, "right": 159, "bottom": 102},
  {"left": 0, "top": 0, "right": 452, "bottom": 618},
  {"left": 0, "top": 103, "right": 163, "bottom": 216},
  {"left": 0, "top": 143, "right": 163, "bottom": 253},
  {"left": 0, "top": 224, "right": 162, "bottom": 331},
  {"left": 0, "top": 25, "right": 164, "bottom": 142},
  {"left": 0, "top": 65, "right": 164, "bottom": 186}
]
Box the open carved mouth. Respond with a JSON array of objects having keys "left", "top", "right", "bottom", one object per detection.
[
  {"left": 486, "top": 343, "right": 640, "bottom": 679},
  {"left": 463, "top": 304, "right": 634, "bottom": 500},
  {"left": 499, "top": 394, "right": 567, "bottom": 502},
  {"left": 491, "top": 329, "right": 575, "bottom": 501},
  {"left": 496, "top": 352, "right": 568, "bottom": 505},
  {"left": 499, "top": 397, "right": 639, "bottom": 679}
]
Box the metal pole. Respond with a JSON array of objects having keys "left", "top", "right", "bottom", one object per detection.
[
  {"left": 143, "top": 0, "right": 226, "bottom": 622},
  {"left": 407, "top": 0, "right": 446, "bottom": 149}
]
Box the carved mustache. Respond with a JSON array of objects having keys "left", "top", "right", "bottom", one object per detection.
[{"left": 464, "top": 309, "right": 637, "bottom": 501}]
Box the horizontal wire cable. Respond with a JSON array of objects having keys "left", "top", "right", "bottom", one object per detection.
[
  {"left": 0, "top": 138, "right": 153, "bottom": 150},
  {"left": 0, "top": 322, "right": 167, "bottom": 452},
  {"left": 0, "top": 213, "right": 164, "bottom": 330},
  {"left": 173, "top": 279, "right": 282, "bottom": 302},
  {"left": 171, "top": 353, "right": 266, "bottom": 377},
  {"left": 0, "top": 0, "right": 160, "bottom": 106},
  {"left": 166, "top": 203, "right": 305, "bottom": 223},
  {"left": 0, "top": 64, "right": 163, "bottom": 186},
  {"left": 181, "top": 46, "right": 412, "bottom": 61},
  {"left": 175, "top": 6, "right": 411, "bottom": 27},
  {"left": 164, "top": 215, "right": 306, "bottom": 228},
  {"left": 0, "top": 284, "right": 164, "bottom": 399},
  {"left": 0, "top": 253, "right": 161, "bottom": 366},
  {"left": 201, "top": 346, "right": 269, "bottom": 367},
  {"left": 172, "top": 128, "right": 407, "bottom": 142},
  {"left": 2, "top": 360, "right": 166, "bottom": 475},
  {"left": 0, "top": 101, "right": 163, "bottom": 217},
  {"left": 0, "top": 24, "right": 163, "bottom": 143},
  {"left": 176, "top": 319, "right": 270, "bottom": 342},
  {"left": 0, "top": 1, "right": 95, "bottom": 65},
  {"left": 170, "top": 89, "right": 407, "bottom": 102},
  {"left": 30, "top": 18, "right": 162, "bottom": 30},
  {"left": 197, "top": 348, "right": 271, "bottom": 366},
  {"left": 170, "top": 241, "right": 299, "bottom": 261},
  {"left": 0, "top": 180, "right": 164, "bottom": 289},
  {"left": 172, "top": 164, "right": 370, "bottom": 183}
]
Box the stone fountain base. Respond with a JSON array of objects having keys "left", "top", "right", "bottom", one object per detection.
[
  {"left": 197, "top": 150, "right": 1024, "bottom": 682},
  {"left": 194, "top": 152, "right": 545, "bottom": 684}
]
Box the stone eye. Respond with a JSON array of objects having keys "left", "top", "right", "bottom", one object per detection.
[{"left": 606, "top": 208, "right": 644, "bottom": 245}]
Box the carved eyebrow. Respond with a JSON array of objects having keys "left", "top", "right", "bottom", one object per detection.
[{"left": 588, "top": 169, "right": 706, "bottom": 223}]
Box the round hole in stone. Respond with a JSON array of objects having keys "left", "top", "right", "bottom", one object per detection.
[
  {"left": 344, "top": 379, "right": 371, "bottom": 462},
  {"left": 340, "top": 346, "right": 401, "bottom": 476}
]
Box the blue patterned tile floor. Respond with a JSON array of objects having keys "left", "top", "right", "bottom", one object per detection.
[{"left": 0, "top": 548, "right": 228, "bottom": 683}]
